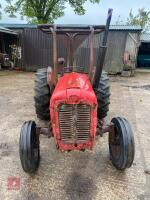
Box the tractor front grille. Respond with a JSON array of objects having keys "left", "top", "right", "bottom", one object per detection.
[{"left": 58, "top": 104, "right": 91, "bottom": 143}]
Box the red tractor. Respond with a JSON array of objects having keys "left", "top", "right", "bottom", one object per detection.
[{"left": 19, "top": 9, "right": 135, "bottom": 173}]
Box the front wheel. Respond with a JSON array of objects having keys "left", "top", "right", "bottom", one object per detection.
[
  {"left": 109, "top": 117, "right": 135, "bottom": 170},
  {"left": 19, "top": 121, "right": 40, "bottom": 173}
]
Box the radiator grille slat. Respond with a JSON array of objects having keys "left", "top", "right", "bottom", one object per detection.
[{"left": 58, "top": 104, "right": 91, "bottom": 143}]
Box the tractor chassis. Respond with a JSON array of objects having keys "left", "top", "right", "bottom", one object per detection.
[
  {"left": 35, "top": 122, "right": 115, "bottom": 139},
  {"left": 36, "top": 123, "right": 52, "bottom": 138}
]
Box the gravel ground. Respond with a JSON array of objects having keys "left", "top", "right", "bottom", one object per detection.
[{"left": 0, "top": 71, "right": 150, "bottom": 200}]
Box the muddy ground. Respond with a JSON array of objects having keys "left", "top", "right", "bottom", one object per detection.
[{"left": 0, "top": 71, "right": 150, "bottom": 200}]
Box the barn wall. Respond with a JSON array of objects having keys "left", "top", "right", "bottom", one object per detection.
[
  {"left": 103, "top": 31, "right": 127, "bottom": 73},
  {"left": 22, "top": 28, "right": 141, "bottom": 73},
  {"left": 22, "top": 28, "right": 104, "bottom": 71},
  {"left": 22, "top": 29, "right": 53, "bottom": 71},
  {"left": 125, "top": 32, "right": 140, "bottom": 68},
  {"left": 103, "top": 31, "right": 141, "bottom": 73}
]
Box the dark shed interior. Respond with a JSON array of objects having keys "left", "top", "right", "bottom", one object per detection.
[
  {"left": 137, "top": 42, "right": 150, "bottom": 68},
  {"left": 0, "top": 27, "right": 20, "bottom": 68}
]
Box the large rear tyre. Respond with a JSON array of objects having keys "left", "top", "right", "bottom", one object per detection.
[
  {"left": 19, "top": 121, "right": 40, "bottom": 173},
  {"left": 95, "top": 71, "right": 110, "bottom": 120},
  {"left": 34, "top": 68, "right": 50, "bottom": 120},
  {"left": 109, "top": 117, "right": 135, "bottom": 170}
]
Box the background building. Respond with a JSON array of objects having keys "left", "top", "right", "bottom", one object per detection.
[{"left": 0, "top": 24, "right": 142, "bottom": 73}]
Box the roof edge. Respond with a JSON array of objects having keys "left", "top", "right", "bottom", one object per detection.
[
  {"left": 0, "top": 23, "right": 142, "bottom": 31},
  {"left": 0, "top": 26, "right": 19, "bottom": 35}
]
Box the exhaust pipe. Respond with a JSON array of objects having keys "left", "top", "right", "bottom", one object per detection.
[{"left": 93, "top": 9, "right": 113, "bottom": 89}]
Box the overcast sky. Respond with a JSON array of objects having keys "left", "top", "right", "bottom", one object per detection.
[{"left": 0, "top": 0, "right": 150, "bottom": 24}]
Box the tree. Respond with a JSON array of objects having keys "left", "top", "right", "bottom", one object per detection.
[
  {"left": 127, "top": 8, "right": 150, "bottom": 32},
  {"left": 5, "top": 0, "right": 100, "bottom": 24}
]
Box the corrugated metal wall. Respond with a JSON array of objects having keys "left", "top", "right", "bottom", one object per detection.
[
  {"left": 104, "top": 31, "right": 127, "bottom": 73},
  {"left": 22, "top": 29, "right": 53, "bottom": 70},
  {"left": 22, "top": 28, "right": 140, "bottom": 73},
  {"left": 125, "top": 32, "right": 140, "bottom": 69},
  {"left": 22, "top": 28, "right": 104, "bottom": 71}
]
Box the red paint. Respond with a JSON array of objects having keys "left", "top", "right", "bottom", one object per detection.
[
  {"left": 7, "top": 177, "right": 20, "bottom": 190},
  {"left": 50, "top": 72, "right": 97, "bottom": 151}
]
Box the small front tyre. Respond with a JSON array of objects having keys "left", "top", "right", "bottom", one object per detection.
[
  {"left": 19, "top": 121, "right": 40, "bottom": 173},
  {"left": 109, "top": 117, "right": 135, "bottom": 170}
]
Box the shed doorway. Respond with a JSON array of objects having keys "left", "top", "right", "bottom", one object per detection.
[{"left": 137, "top": 42, "right": 150, "bottom": 69}]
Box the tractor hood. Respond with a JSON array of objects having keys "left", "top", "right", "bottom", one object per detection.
[{"left": 50, "top": 72, "right": 97, "bottom": 106}]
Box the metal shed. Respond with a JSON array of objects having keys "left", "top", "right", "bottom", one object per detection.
[
  {"left": 104, "top": 25, "right": 142, "bottom": 74},
  {"left": 0, "top": 24, "right": 142, "bottom": 73}
]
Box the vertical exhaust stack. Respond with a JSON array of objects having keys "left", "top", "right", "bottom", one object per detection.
[
  {"left": 93, "top": 9, "right": 113, "bottom": 89},
  {"left": 51, "top": 25, "right": 58, "bottom": 85}
]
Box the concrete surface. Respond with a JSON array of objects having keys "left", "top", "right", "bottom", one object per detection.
[{"left": 0, "top": 71, "right": 150, "bottom": 200}]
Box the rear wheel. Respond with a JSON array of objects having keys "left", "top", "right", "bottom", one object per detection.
[
  {"left": 109, "top": 117, "right": 135, "bottom": 170},
  {"left": 19, "top": 121, "right": 40, "bottom": 173},
  {"left": 95, "top": 71, "right": 110, "bottom": 119},
  {"left": 34, "top": 68, "right": 51, "bottom": 120}
]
